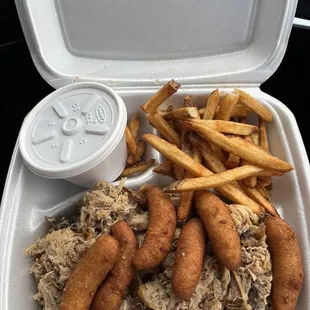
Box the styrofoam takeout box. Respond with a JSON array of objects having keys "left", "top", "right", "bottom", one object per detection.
[{"left": 1, "top": 0, "right": 310, "bottom": 309}]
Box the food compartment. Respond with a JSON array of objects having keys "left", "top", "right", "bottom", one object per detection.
[
  {"left": 1, "top": 87, "right": 309, "bottom": 310},
  {"left": 116, "top": 92, "right": 160, "bottom": 189},
  {"left": 121, "top": 87, "right": 309, "bottom": 225}
]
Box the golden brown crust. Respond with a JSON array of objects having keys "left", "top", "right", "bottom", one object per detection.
[
  {"left": 59, "top": 235, "right": 119, "bottom": 310},
  {"left": 133, "top": 186, "right": 177, "bottom": 270},
  {"left": 194, "top": 191, "right": 241, "bottom": 270},
  {"left": 172, "top": 218, "right": 206, "bottom": 300},
  {"left": 91, "top": 221, "right": 138, "bottom": 310},
  {"left": 265, "top": 216, "right": 304, "bottom": 310}
]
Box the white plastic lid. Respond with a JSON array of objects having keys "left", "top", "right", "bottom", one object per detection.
[
  {"left": 19, "top": 82, "right": 127, "bottom": 178},
  {"left": 16, "top": 0, "right": 297, "bottom": 88}
]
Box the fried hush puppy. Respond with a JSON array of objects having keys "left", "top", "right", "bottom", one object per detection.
[
  {"left": 194, "top": 190, "right": 241, "bottom": 270},
  {"left": 59, "top": 235, "right": 119, "bottom": 310},
  {"left": 133, "top": 186, "right": 177, "bottom": 270},
  {"left": 265, "top": 216, "right": 304, "bottom": 310},
  {"left": 91, "top": 221, "right": 138, "bottom": 310},
  {"left": 172, "top": 218, "right": 206, "bottom": 300}
]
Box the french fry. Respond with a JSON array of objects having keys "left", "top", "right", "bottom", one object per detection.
[
  {"left": 173, "top": 163, "right": 185, "bottom": 181},
  {"left": 143, "top": 133, "right": 262, "bottom": 214},
  {"left": 147, "top": 113, "right": 181, "bottom": 147},
  {"left": 157, "top": 103, "right": 182, "bottom": 132},
  {"left": 183, "top": 95, "right": 193, "bottom": 107},
  {"left": 128, "top": 112, "right": 140, "bottom": 140},
  {"left": 125, "top": 127, "right": 139, "bottom": 162},
  {"left": 143, "top": 133, "right": 209, "bottom": 176},
  {"left": 237, "top": 117, "right": 257, "bottom": 188},
  {"left": 257, "top": 182, "right": 272, "bottom": 202},
  {"left": 231, "top": 103, "right": 251, "bottom": 117},
  {"left": 173, "top": 120, "right": 183, "bottom": 135},
  {"left": 172, "top": 126, "right": 189, "bottom": 179},
  {"left": 251, "top": 130, "right": 259, "bottom": 146},
  {"left": 199, "top": 107, "right": 206, "bottom": 116},
  {"left": 187, "top": 117, "right": 229, "bottom": 164},
  {"left": 241, "top": 139, "right": 257, "bottom": 188},
  {"left": 127, "top": 140, "right": 146, "bottom": 165},
  {"left": 259, "top": 118, "right": 269, "bottom": 151},
  {"left": 215, "top": 93, "right": 239, "bottom": 121},
  {"left": 137, "top": 140, "right": 146, "bottom": 159},
  {"left": 258, "top": 118, "right": 272, "bottom": 187},
  {"left": 240, "top": 184, "right": 278, "bottom": 216},
  {"left": 166, "top": 165, "right": 279, "bottom": 193},
  {"left": 226, "top": 153, "right": 240, "bottom": 169},
  {"left": 181, "top": 125, "right": 192, "bottom": 155},
  {"left": 200, "top": 143, "right": 227, "bottom": 173},
  {"left": 127, "top": 154, "right": 138, "bottom": 166},
  {"left": 185, "top": 121, "right": 227, "bottom": 164},
  {"left": 153, "top": 161, "right": 174, "bottom": 178},
  {"left": 178, "top": 146, "right": 202, "bottom": 221},
  {"left": 199, "top": 103, "right": 250, "bottom": 118},
  {"left": 192, "top": 146, "right": 202, "bottom": 164},
  {"left": 141, "top": 80, "right": 180, "bottom": 114},
  {"left": 163, "top": 107, "right": 199, "bottom": 120},
  {"left": 173, "top": 123, "right": 192, "bottom": 182},
  {"left": 209, "top": 143, "right": 227, "bottom": 164},
  {"left": 178, "top": 176, "right": 194, "bottom": 221},
  {"left": 234, "top": 89, "right": 273, "bottom": 122},
  {"left": 242, "top": 169, "right": 257, "bottom": 188},
  {"left": 157, "top": 106, "right": 173, "bottom": 116},
  {"left": 121, "top": 159, "right": 155, "bottom": 177},
  {"left": 167, "top": 120, "right": 176, "bottom": 129},
  {"left": 184, "top": 121, "right": 293, "bottom": 172},
  {"left": 188, "top": 133, "right": 241, "bottom": 190},
  {"left": 203, "top": 89, "right": 220, "bottom": 120},
  {"left": 227, "top": 131, "right": 260, "bottom": 188},
  {"left": 188, "top": 133, "right": 227, "bottom": 173},
  {"left": 186, "top": 119, "right": 258, "bottom": 136},
  {"left": 246, "top": 131, "right": 261, "bottom": 185}
]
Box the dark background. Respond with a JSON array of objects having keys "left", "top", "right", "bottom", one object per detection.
[{"left": 1, "top": 0, "right": 310, "bottom": 192}]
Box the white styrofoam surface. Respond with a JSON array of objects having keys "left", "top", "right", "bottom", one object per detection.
[
  {"left": 15, "top": 0, "right": 297, "bottom": 88},
  {"left": 3, "top": 0, "right": 308, "bottom": 309},
  {"left": 0, "top": 88, "right": 309, "bottom": 309}
]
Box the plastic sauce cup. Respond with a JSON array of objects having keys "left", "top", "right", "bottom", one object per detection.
[{"left": 19, "top": 82, "right": 127, "bottom": 187}]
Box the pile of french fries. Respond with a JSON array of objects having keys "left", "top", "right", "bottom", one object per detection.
[
  {"left": 121, "top": 113, "right": 155, "bottom": 177},
  {"left": 138, "top": 80, "right": 293, "bottom": 219}
]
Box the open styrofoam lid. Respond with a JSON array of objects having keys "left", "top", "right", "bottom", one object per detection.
[
  {"left": 16, "top": 0, "right": 297, "bottom": 88},
  {"left": 19, "top": 82, "right": 127, "bottom": 178}
]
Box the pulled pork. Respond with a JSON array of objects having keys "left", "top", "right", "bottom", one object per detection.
[
  {"left": 25, "top": 181, "right": 148, "bottom": 310},
  {"left": 25, "top": 228, "right": 95, "bottom": 309},
  {"left": 26, "top": 182, "right": 271, "bottom": 310}
]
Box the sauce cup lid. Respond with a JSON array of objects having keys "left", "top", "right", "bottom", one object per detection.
[{"left": 20, "top": 82, "right": 127, "bottom": 179}]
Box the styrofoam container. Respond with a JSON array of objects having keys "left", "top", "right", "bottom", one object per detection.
[
  {"left": 1, "top": 0, "right": 310, "bottom": 309},
  {"left": 19, "top": 82, "right": 127, "bottom": 187}
]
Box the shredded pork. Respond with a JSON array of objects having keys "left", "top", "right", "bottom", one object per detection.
[
  {"left": 25, "top": 181, "right": 148, "bottom": 310},
  {"left": 26, "top": 182, "right": 272, "bottom": 310}
]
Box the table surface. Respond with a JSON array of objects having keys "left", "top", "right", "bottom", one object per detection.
[{"left": 1, "top": 0, "right": 309, "bottom": 194}]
